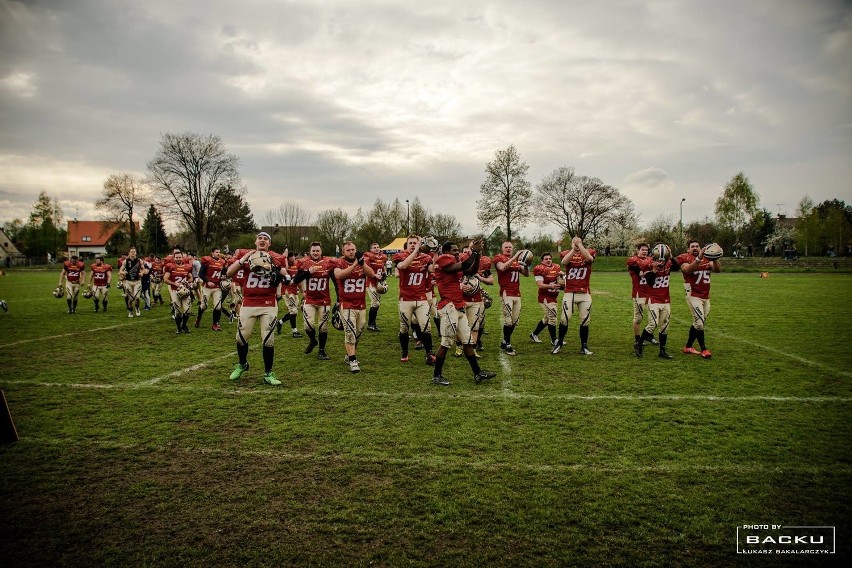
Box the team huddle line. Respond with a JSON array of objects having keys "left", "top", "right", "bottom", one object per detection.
[{"left": 54, "top": 233, "right": 724, "bottom": 387}]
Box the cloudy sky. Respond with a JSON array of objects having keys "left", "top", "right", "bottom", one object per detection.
[{"left": 1, "top": 0, "right": 850, "bottom": 237}]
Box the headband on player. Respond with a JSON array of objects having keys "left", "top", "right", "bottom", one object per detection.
[{"left": 256, "top": 231, "right": 271, "bottom": 240}]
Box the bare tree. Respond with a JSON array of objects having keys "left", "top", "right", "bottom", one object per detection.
[
  {"left": 536, "top": 167, "right": 633, "bottom": 241},
  {"left": 477, "top": 145, "right": 533, "bottom": 240},
  {"left": 262, "top": 200, "right": 313, "bottom": 250},
  {"left": 147, "top": 132, "right": 242, "bottom": 249},
  {"left": 97, "top": 173, "right": 148, "bottom": 247},
  {"left": 428, "top": 212, "right": 463, "bottom": 242},
  {"left": 313, "top": 208, "right": 354, "bottom": 253}
]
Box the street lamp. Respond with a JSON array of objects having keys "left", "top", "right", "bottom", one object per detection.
[
  {"left": 679, "top": 198, "right": 686, "bottom": 250},
  {"left": 406, "top": 199, "right": 410, "bottom": 235}
]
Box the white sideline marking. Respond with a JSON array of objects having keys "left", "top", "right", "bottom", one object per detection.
[
  {"left": 4, "top": 379, "right": 850, "bottom": 402},
  {"left": 616, "top": 294, "right": 852, "bottom": 378},
  {"left": 498, "top": 352, "right": 515, "bottom": 396},
  {"left": 0, "top": 316, "right": 171, "bottom": 349},
  {"left": 19, "top": 436, "right": 852, "bottom": 474},
  {"left": 141, "top": 352, "right": 236, "bottom": 385}
]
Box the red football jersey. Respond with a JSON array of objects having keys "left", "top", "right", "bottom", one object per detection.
[
  {"left": 282, "top": 263, "right": 299, "bottom": 294},
  {"left": 151, "top": 259, "right": 165, "bottom": 277},
  {"left": 90, "top": 263, "right": 112, "bottom": 286},
  {"left": 297, "top": 256, "right": 336, "bottom": 306},
  {"left": 364, "top": 251, "right": 388, "bottom": 286},
  {"left": 200, "top": 256, "right": 227, "bottom": 288},
  {"left": 458, "top": 254, "right": 491, "bottom": 303},
  {"left": 334, "top": 259, "right": 369, "bottom": 309},
  {"left": 626, "top": 255, "right": 654, "bottom": 298},
  {"left": 164, "top": 261, "right": 192, "bottom": 290},
  {"left": 393, "top": 251, "right": 432, "bottom": 301},
  {"left": 647, "top": 259, "right": 674, "bottom": 304},
  {"left": 434, "top": 254, "right": 465, "bottom": 309},
  {"left": 559, "top": 248, "right": 596, "bottom": 293},
  {"left": 533, "top": 262, "right": 561, "bottom": 303},
  {"left": 676, "top": 253, "right": 713, "bottom": 299},
  {"left": 492, "top": 254, "right": 523, "bottom": 297},
  {"left": 63, "top": 260, "right": 85, "bottom": 283},
  {"left": 231, "top": 249, "right": 285, "bottom": 308}
]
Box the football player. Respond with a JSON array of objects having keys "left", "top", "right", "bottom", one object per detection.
[
  {"left": 150, "top": 255, "right": 165, "bottom": 305},
  {"left": 196, "top": 247, "right": 227, "bottom": 331},
  {"left": 393, "top": 235, "right": 436, "bottom": 364},
  {"left": 643, "top": 246, "right": 681, "bottom": 359},
  {"left": 293, "top": 241, "right": 337, "bottom": 361},
  {"left": 531, "top": 252, "right": 561, "bottom": 346},
  {"left": 58, "top": 255, "right": 85, "bottom": 313},
  {"left": 492, "top": 241, "right": 529, "bottom": 355},
  {"left": 276, "top": 251, "right": 303, "bottom": 338},
  {"left": 226, "top": 232, "right": 291, "bottom": 385},
  {"left": 333, "top": 242, "right": 376, "bottom": 373},
  {"left": 164, "top": 251, "right": 194, "bottom": 333},
  {"left": 456, "top": 244, "right": 492, "bottom": 358},
  {"left": 431, "top": 239, "right": 497, "bottom": 386},
  {"left": 87, "top": 254, "right": 112, "bottom": 312},
  {"left": 627, "top": 243, "right": 656, "bottom": 356},
  {"left": 364, "top": 242, "right": 388, "bottom": 332},
  {"left": 676, "top": 241, "right": 722, "bottom": 358},
  {"left": 553, "top": 236, "right": 596, "bottom": 355},
  {"left": 119, "top": 247, "right": 147, "bottom": 318}
]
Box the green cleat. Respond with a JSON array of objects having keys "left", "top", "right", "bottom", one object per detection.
[
  {"left": 263, "top": 371, "right": 282, "bottom": 386},
  {"left": 229, "top": 362, "right": 248, "bottom": 381}
]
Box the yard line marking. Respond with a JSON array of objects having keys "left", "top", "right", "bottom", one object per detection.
[
  {"left": 18, "top": 436, "right": 852, "bottom": 475},
  {"left": 498, "top": 352, "right": 516, "bottom": 397},
  {"left": 3, "top": 379, "right": 850, "bottom": 402},
  {"left": 0, "top": 316, "right": 172, "bottom": 349},
  {"left": 614, "top": 294, "right": 852, "bottom": 378},
  {"left": 139, "top": 352, "right": 237, "bottom": 386}
]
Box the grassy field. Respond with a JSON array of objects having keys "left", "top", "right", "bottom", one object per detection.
[{"left": 0, "top": 266, "right": 850, "bottom": 567}]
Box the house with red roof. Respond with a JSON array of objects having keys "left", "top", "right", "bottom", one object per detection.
[{"left": 66, "top": 220, "right": 140, "bottom": 257}]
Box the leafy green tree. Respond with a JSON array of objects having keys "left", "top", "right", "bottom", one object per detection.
[
  {"left": 477, "top": 145, "right": 533, "bottom": 240},
  {"left": 140, "top": 205, "right": 169, "bottom": 254},
  {"left": 16, "top": 191, "right": 66, "bottom": 260},
  {"left": 208, "top": 184, "right": 256, "bottom": 247},
  {"left": 714, "top": 172, "right": 760, "bottom": 245},
  {"left": 642, "top": 214, "right": 678, "bottom": 249}
]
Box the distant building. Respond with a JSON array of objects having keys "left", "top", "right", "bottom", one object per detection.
[
  {"left": 66, "top": 220, "right": 140, "bottom": 258},
  {"left": 0, "top": 227, "right": 24, "bottom": 266},
  {"left": 775, "top": 214, "right": 799, "bottom": 229}
]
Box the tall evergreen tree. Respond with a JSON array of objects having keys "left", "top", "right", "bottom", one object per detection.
[{"left": 141, "top": 205, "right": 169, "bottom": 254}]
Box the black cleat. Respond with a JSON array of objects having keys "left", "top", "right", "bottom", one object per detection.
[
  {"left": 304, "top": 340, "right": 318, "bottom": 354},
  {"left": 658, "top": 349, "right": 673, "bottom": 360},
  {"left": 634, "top": 341, "right": 643, "bottom": 358},
  {"left": 367, "top": 324, "right": 381, "bottom": 332},
  {"left": 317, "top": 349, "right": 330, "bottom": 361},
  {"left": 432, "top": 375, "right": 450, "bottom": 386},
  {"left": 474, "top": 370, "right": 496, "bottom": 384}
]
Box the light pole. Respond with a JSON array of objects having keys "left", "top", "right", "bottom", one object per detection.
[
  {"left": 406, "top": 199, "right": 410, "bottom": 235},
  {"left": 679, "top": 198, "right": 686, "bottom": 250}
]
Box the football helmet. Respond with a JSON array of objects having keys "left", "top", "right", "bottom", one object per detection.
[
  {"left": 220, "top": 279, "right": 232, "bottom": 293},
  {"left": 517, "top": 249, "right": 533, "bottom": 266},
  {"left": 376, "top": 280, "right": 388, "bottom": 295},
  {"left": 421, "top": 235, "right": 439, "bottom": 251},
  {"left": 52, "top": 286, "right": 65, "bottom": 299},
  {"left": 82, "top": 287, "right": 94, "bottom": 299},
  {"left": 651, "top": 243, "right": 671, "bottom": 261},
  {"left": 461, "top": 275, "right": 481, "bottom": 296},
  {"left": 176, "top": 284, "right": 190, "bottom": 299},
  {"left": 331, "top": 302, "right": 344, "bottom": 331},
  {"left": 247, "top": 250, "right": 273, "bottom": 275},
  {"left": 702, "top": 242, "right": 724, "bottom": 260},
  {"left": 151, "top": 274, "right": 162, "bottom": 284},
  {"left": 481, "top": 289, "right": 493, "bottom": 309}
]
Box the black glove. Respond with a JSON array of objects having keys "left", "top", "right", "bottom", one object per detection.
[{"left": 356, "top": 251, "right": 364, "bottom": 265}]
